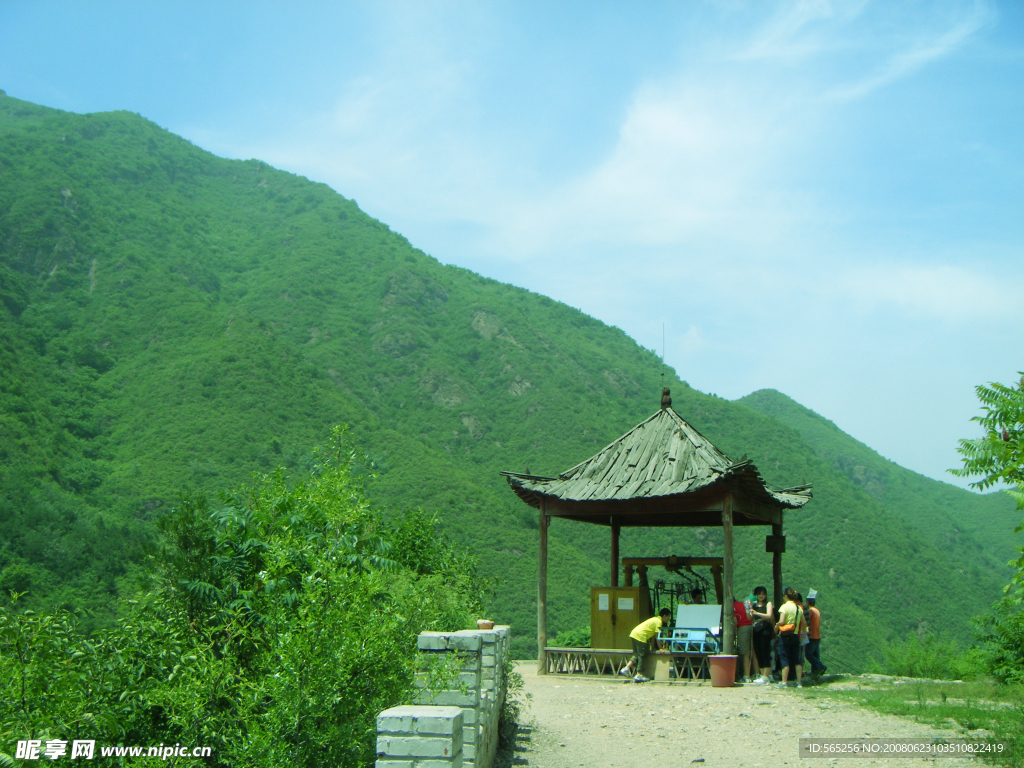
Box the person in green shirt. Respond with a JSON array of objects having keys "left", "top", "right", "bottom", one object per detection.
[
  {"left": 619, "top": 608, "right": 672, "bottom": 682},
  {"left": 775, "top": 588, "right": 807, "bottom": 688}
]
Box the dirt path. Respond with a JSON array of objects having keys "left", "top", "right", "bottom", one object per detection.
[{"left": 509, "top": 663, "right": 978, "bottom": 768}]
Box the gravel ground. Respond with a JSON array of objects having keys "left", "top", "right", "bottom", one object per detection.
[{"left": 506, "top": 662, "right": 980, "bottom": 768}]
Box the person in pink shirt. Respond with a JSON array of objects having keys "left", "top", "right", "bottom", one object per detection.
[{"left": 732, "top": 595, "right": 755, "bottom": 682}]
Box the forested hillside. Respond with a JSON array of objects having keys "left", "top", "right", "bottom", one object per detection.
[{"left": 0, "top": 90, "right": 1015, "bottom": 665}]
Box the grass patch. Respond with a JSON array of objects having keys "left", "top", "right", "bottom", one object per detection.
[{"left": 803, "top": 679, "right": 1024, "bottom": 767}]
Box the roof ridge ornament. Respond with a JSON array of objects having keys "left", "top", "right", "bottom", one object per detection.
[{"left": 661, "top": 387, "right": 672, "bottom": 410}]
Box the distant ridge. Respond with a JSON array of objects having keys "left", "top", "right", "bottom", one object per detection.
[{"left": 738, "top": 389, "right": 1020, "bottom": 574}]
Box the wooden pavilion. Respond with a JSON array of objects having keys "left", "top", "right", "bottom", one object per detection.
[{"left": 501, "top": 388, "right": 812, "bottom": 672}]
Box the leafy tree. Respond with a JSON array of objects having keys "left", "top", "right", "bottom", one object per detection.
[
  {"left": 954, "top": 374, "right": 1024, "bottom": 683},
  {"left": 1, "top": 428, "right": 486, "bottom": 767},
  {"left": 877, "top": 631, "right": 988, "bottom": 680},
  {"left": 953, "top": 374, "right": 1024, "bottom": 491}
]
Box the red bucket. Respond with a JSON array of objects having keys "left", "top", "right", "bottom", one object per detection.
[{"left": 709, "top": 655, "right": 737, "bottom": 687}]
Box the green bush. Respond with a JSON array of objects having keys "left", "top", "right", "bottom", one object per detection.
[
  {"left": 0, "top": 427, "right": 486, "bottom": 767},
  {"left": 552, "top": 626, "right": 591, "bottom": 647},
  {"left": 879, "top": 632, "right": 988, "bottom": 681},
  {"left": 976, "top": 597, "right": 1024, "bottom": 684}
]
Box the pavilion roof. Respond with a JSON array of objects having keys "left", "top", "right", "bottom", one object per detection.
[{"left": 501, "top": 404, "right": 811, "bottom": 513}]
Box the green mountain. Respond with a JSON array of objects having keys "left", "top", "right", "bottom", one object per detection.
[
  {"left": 0, "top": 90, "right": 1015, "bottom": 667},
  {"left": 737, "top": 389, "right": 1021, "bottom": 574}
]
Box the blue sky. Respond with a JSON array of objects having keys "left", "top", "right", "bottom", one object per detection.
[{"left": 2, "top": 1, "right": 1021, "bottom": 488}]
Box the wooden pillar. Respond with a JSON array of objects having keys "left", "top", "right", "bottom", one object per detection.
[
  {"left": 538, "top": 500, "right": 548, "bottom": 674},
  {"left": 637, "top": 565, "right": 651, "bottom": 619},
  {"left": 710, "top": 564, "right": 724, "bottom": 605},
  {"left": 624, "top": 564, "right": 634, "bottom": 587},
  {"left": 610, "top": 518, "right": 620, "bottom": 587},
  {"left": 772, "top": 520, "right": 783, "bottom": 610},
  {"left": 721, "top": 493, "right": 736, "bottom": 656}
]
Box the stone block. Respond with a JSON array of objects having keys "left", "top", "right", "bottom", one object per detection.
[
  {"left": 414, "top": 758, "right": 463, "bottom": 768},
  {"left": 462, "top": 725, "right": 478, "bottom": 744},
  {"left": 417, "top": 633, "right": 452, "bottom": 651},
  {"left": 448, "top": 632, "right": 483, "bottom": 652},
  {"left": 418, "top": 632, "right": 483, "bottom": 653},
  {"left": 414, "top": 689, "right": 479, "bottom": 707},
  {"left": 377, "top": 707, "right": 416, "bottom": 734},
  {"left": 374, "top": 760, "right": 414, "bottom": 768},
  {"left": 376, "top": 734, "right": 462, "bottom": 759},
  {"left": 463, "top": 742, "right": 476, "bottom": 760},
  {"left": 481, "top": 655, "right": 496, "bottom": 668},
  {"left": 378, "top": 706, "right": 463, "bottom": 734},
  {"left": 460, "top": 707, "right": 478, "bottom": 725},
  {"left": 412, "top": 712, "right": 463, "bottom": 736}
]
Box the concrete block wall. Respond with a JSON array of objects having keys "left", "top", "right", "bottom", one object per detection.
[
  {"left": 376, "top": 705, "right": 464, "bottom": 768},
  {"left": 375, "top": 626, "right": 510, "bottom": 768}
]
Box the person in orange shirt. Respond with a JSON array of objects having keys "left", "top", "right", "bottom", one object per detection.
[{"left": 805, "top": 589, "right": 826, "bottom": 677}]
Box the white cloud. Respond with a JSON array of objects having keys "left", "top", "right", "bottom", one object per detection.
[
  {"left": 837, "top": 263, "right": 1021, "bottom": 321},
  {"left": 827, "top": 0, "right": 993, "bottom": 101},
  {"left": 480, "top": 77, "right": 815, "bottom": 263},
  {"left": 738, "top": 0, "right": 867, "bottom": 62}
]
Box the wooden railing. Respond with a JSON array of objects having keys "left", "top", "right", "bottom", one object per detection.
[{"left": 543, "top": 647, "right": 713, "bottom": 680}]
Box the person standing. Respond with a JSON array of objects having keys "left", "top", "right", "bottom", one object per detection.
[
  {"left": 748, "top": 586, "right": 774, "bottom": 684},
  {"left": 775, "top": 588, "right": 806, "bottom": 688},
  {"left": 619, "top": 608, "right": 672, "bottom": 682},
  {"left": 796, "top": 592, "right": 810, "bottom": 675},
  {"left": 732, "top": 595, "right": 755, "bottom": 682},
  {"left": 805, "top": 589, "right": 827, "bottom": 677}
]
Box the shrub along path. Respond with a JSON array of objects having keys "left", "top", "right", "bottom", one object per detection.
[{"left": 511, "top": 662, "right": 980, "bottom": 768}]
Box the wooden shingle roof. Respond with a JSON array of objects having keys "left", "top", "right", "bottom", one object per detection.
[{"left": 501, "top": 403, "right": 811, "bottom": 524}]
